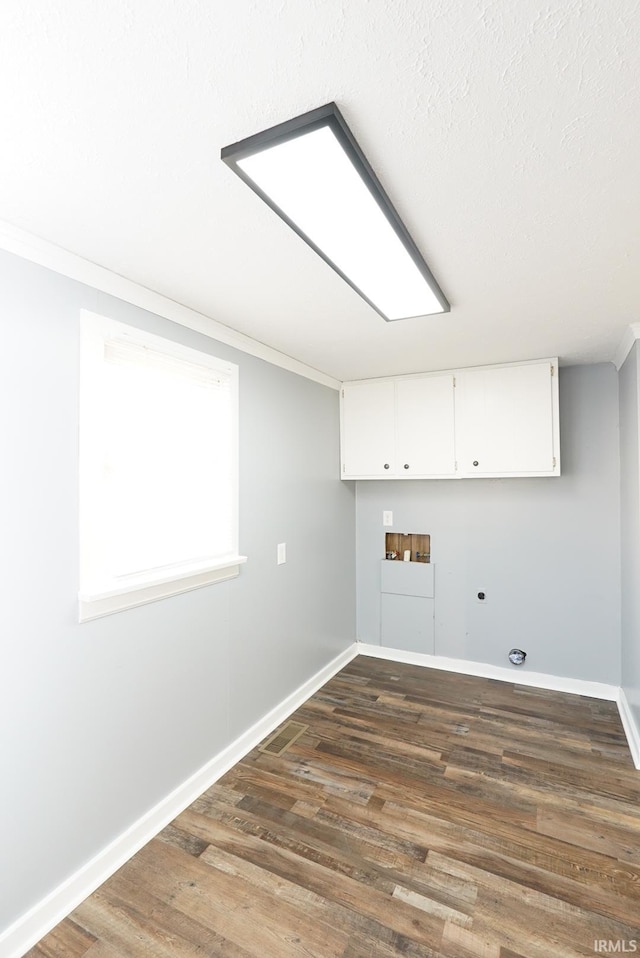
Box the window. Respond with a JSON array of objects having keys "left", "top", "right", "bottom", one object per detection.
[{"left": 78, "top": 310, "right": 244, "bottom": 621}]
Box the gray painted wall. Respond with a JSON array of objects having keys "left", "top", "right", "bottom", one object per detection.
[
  {"left": 0, "top": 250, "right": 356, "bottom": 932},
  {"left": 619, "top": 344, "right": 640, "bottom": 731},
  {"left": 355, "top": 364, "right": 621, "bottom": 684}
]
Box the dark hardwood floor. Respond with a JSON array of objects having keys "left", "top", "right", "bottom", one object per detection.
[{"left": 27, "top": 656, "right": 640, "bottom": 957}]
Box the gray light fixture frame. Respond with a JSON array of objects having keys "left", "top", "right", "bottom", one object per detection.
[{"left": 221, "top": 102, "right": 450, "bottom": 322}]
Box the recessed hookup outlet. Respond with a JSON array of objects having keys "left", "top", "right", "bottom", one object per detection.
[{"left": 476, "top": 591, "right": 486, "bottom": 602}]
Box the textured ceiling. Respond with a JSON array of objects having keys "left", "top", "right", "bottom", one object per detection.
[{"left": 0, "top": 0, "right": 638, "bottom": 381}]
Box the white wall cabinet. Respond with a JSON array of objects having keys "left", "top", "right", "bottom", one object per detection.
[
  {"left": 341, "top": 374, "right": 456, "bottom": 478},
  {"left": 455, "top": 361, "right": 558, "bottom": 477},
  {"left": 341, "top": 358, "right": 560, "bottom": 479},
  {"left": 340, "top": 379, "right": 395, "bottom": 477}
]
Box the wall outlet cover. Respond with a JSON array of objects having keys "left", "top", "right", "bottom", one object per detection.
[
  {"left": 277, "top": 543, "right": 286, "bottom": 564},
  {"left": 383, "top": 511, "right": 393, "bottom": 527}
]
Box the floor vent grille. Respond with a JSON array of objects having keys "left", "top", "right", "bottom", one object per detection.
[{"left": 258, "top": 721, "right": 309, "bottom": 756}]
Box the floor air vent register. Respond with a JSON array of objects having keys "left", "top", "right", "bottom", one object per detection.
[{"left": 257, "top": 721, "right": 309, "bottom": 756}]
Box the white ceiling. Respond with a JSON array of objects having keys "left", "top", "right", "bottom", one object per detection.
[{"left": 1, "top": 0, "right": 638, "bottom": 382}]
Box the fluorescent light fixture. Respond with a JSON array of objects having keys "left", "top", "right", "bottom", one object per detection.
[{"left": 221, "top": 102, "right": 449, "bottom": 322}]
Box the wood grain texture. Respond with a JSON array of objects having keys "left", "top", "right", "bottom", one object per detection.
[{"left": 26, "top": 656, "right": 640, "bottom": 957}]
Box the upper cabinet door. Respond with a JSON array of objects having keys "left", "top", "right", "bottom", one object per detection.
[
  {"left": 396, "top": 375, "right": 456, "bottom": 477},
  {"left": 455, "top": 361, "right": 559, "bottom": 476},
  {"left": 341, "top": 380, "right": 395, "bottom": 477}
]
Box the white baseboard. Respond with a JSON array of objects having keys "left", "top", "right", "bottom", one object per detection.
[
  {"left": 0, "top": 643, "right": 359, "bottom": 958},
  {"left": 357, "top": 644, "right": 640, "bottom": 767},
  {"left": 357, "top": 643, "right": 619, "bottom": 701},
  {"left": 617, "top": 688, "right": 640, "bottom": 770}
]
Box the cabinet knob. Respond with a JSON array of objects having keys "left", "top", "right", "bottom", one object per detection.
[
  {"left": 384, "top": 463, "right": 390, "bottom": 470},
  {"left": 403, "top": 463, "right": 410, "bottom": 470},
  {"left": 473, "top": 460, "right": 479, "bottom": 467}
]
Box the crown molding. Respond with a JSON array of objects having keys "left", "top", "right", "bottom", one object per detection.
[
  {"left": 0, "top": 219, "right": 340, "bottom": 391},
  {"left": 614, "top": 323, "right": 640, "bottom": 371}
]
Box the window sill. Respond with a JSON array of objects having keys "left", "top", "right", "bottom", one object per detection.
[{"left": 78, "top": 556, "right": 247, "bottom": 622}]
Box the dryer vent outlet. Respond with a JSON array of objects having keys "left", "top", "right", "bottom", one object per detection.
[{"left": 508, "top": 648, "right": 527, "bottom": 666}]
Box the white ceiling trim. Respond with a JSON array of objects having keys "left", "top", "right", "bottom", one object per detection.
[
  {"left": 614, "top": 323, "right": 640, "bottom": 371},
  {"left": 0, "top": 219, "right": 341, "bottom": 391}
]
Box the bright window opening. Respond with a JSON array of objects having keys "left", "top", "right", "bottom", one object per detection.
[{"left": 78, "top": 311, "right": 244, "bottom": 620}]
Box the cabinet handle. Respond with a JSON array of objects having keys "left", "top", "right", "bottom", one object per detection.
[
  {"left": 403, "top": 463, "right": 410, "bottom": 470},
  {"left": 473, "top": 460, "right": 479, "bottom": 467},
  {"left": 384, "top": 463, "right": 390, "bottom": 470}
]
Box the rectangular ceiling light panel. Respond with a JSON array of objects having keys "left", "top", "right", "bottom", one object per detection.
[{"left": 221, "top": 103, "right": 449, "bottom": 322}]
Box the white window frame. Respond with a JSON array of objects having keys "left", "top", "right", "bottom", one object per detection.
[{"left": 78, "top": 310, "right": 245, "bottom": 622}]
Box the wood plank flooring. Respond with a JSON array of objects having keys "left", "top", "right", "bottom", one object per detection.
[{"left": 27, "top": 656, "right": 640, "bottom": 957}]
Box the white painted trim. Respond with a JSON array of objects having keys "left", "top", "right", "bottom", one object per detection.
[
  {"left": 0, "top": 219, "right": 340, "bottom": 391},
  {"left": 617, "top": 688, "right": 640, "bottom": 770},
  {"left": 357, "top": 643, "right": 619, "bottom": 701},
  {"left": 0, "top": 643, "right": 359, "bottom": 958},
  {"left": 614, "top": 323, "right": 640, "bottom": 371},
  {"left": 78, "top": 558, "right": 247, "bottom": 622}
]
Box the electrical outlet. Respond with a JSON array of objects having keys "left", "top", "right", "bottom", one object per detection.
[
  {"left": 277, "top": 543, "right": 286, "bottom": 564},
  {"left": 476, "top": 591, "right": 486, "bottom": 603},
  {"left": 383, "top": 511, "right": 393, "bottom": 526}
]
